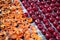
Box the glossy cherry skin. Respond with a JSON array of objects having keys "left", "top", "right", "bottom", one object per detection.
[
  {"left": 49, "top": 38, "right": 54, "bottom": 40},
  {"left": 53, "top": 32, "right": 59, "bottom": 36},
  {"left": 49, "top": 17, "right": 55, "bottom": 23},
  {"left": 35, "top": 19, "right": 40, "bottom": 25},
  {"left": 38, "top": 24, "right": 43, "bottom": 30},
  {"left": 56, "top": 35, "right": 60, "bottom": 40},
  {"left": 35, "top": 11, "right": 40, "bottom": 16},
  {"left": 45, "top": 22, "right": 50, "bottom": 28},
  {"left": 37, "top": 15, "right": 43, "bottom": 20},
  {"left": 41, "top": 29, "right": 47, "bottom": 35},
  {"left": 23, "top": 12, "right": 28, "bottom": 17},
  {"left": 47, "top": 7, "right": 52, "bottom": 13},
  {"left": 45, "top": 13, "right": 51, "bottom": 19},
  {"left": 53, "top": 21, "right": 58, "bottom": 27},
  {"left": 56, "top": 25, "right": 60, "bottom": 32},
  {"left": 56, "top": 16, "right": 60, "bottom": 21},
  {"left": 31, "top": 15, "right": 37, "bottom": 20},
  {"left": 45, "top": 32, "right": 52, "bottom": 39},
  {"left": 48, "top": 27, "right": 55, "bottom": 33},
  {"left": 43, "top": 18, "right": 48, "bottom": 23},
  {"left": 51, "top": 13, "right": 57, "bottom": 18}
]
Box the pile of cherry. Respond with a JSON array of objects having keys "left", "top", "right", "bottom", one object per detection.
[{"left": 21, "top": 0, "right": 60, "bottom": 40}]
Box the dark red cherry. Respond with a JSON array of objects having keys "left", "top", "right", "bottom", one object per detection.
[
  {"left": 51, "top": 0, "right": 56, "bottom": 3},
  {"left": 42, "top": 8, "right": 47, "bottom": 13},
  {"left": 49, "top": 38, "right": 54, "bottom": 40},
  {"left": 50, "top": 3, "right": 55, "bottom": 8},
  {"left": 22, "top": 1, "right": 26, "bottom": 4},
  {"left": 30, "top": 3, "right": 34, "bottom": 7},
  {"left": 45, "top": 32, "right": 52, "bottom": 39},
  {"left": 56, "top": 16, "right": 60, "bottom": 21},
  {"left": 40, "top": 1, "right": 46, "bottom": 5},
  {"left": 24, "top": 4, "right": 29, "bottom": 8},
  {"left": 51, "top": 13, "right": 57, "bottom": 18},
  {"left": 46, "top": 1, "right": 51, "bottom": 5},
  {"left": 45, "top": 22, "right": 50, "bottom": 28},
  {"left": 56, "top": 35, "right": 60, "bottom": 40},
  {"left": 38, "top": 24, "right": 43, "bottom": 30},
  {"left": 33, "top": 6, "right": 38, "bottom": 11},
  {"left": 36, "top": 2, "right": 40, "bottom": 6},
  {"left": 45, "top": 13, "right": 51, "bottom": 19},
  {"left": 35, "top": 11, "right": 40, "bottom": 15},
  {"left": 57, "top": 11, "right": 60, "bottom": 15},
  {"left": 39, "top": 5, "right": 44, "bottom": 10},
  {"left": 38, "top": 15, "right": 43, "bottom": 20},
  {"left": 47, "top": 7, "right": 52, "bottom": 13},
  {"left": 49, "top": 17, "right": 55, "bottom": 23},
  {"left": 56, "top": 25, "right": 60, "bottom": 32},
  {"left": 27, "top": 7, "right": 32, "bottom": 12},
  {"left": 31, "top": 15, "right": 37, "bottom": 20},
  {"left": 35, "top": 19, "right": 40, "bottom": 25},
  {"left": 53, "top": 32, "right": 59, "bottom": 36},
  {"left": 23, "top": 12, "right": 28, "bottom": 17},
  {"left": 41, "top": 29, "right": 47, "bottom": 35},
  {"left": 48, "top": 27, "right": 55, "bottom": 33},
  {"left": 43, "top": 18, "right": 48, "bottom": 23},
  {"left": 53, "top": 21, "right": 58, "bottom": 27},
  {"left": 55, "top": 2, "right": 60, "bottom": 7},
  {"left": 44, "top": 4, "right": 49, "bottom": 8}
]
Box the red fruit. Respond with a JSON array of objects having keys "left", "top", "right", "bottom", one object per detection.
[
  {"left": 53, "top": 21, "right": 58, "bottom": 27},
  {"left": 45, "top": 22, "right": 50, "bottom": 28},
  {"left": 53, "top": 32, "right": 59, "bottom": 36},
  {"left": 44, "top": 4, "right": 49, "bottom": 8},
  {"left": 24, "top": 4, "right": 29, "bottom": 8},
  {"left": 47, "top": 7, "right": 52, "bottom": 13},
  {"left": 35, "top": 11, "right": 40, "bottom": 15},
  {"left": 50, "top": 3, "right": 55, "bottom": 8},
  {"left": 38, "top": 15, "right": 43, "bottom": 20},
  {"left": 39, "top": 5, "right": 44, "bottom": 10},
  {"left": 49, "top": 17, "right": 55, "bottom": 23},
  {"left": 38, "top": 24, "right": 43, "bottom": 30},
  {"left": 49, "top": 38, "right": 54, "bottom": 40},
  {"left": 23, "top": 12, "right": 28, "bottom": 17},
  {"left": 42, "top": 29, "right": 47, "bottom": 35},
  {"left": 31, "top": 15, "right": 37, "bottom": 20},
  {"left": 43, "top": 18, "right": 48, "bottom": 23},
  {"left": 56, "top": 25, "right": 60, "bottom": 32},
  {"left": 35, "top": 19, "right": 40, "bottom": 24},
  {"left": 48, "top": 27, "right": 55, "bottom": 33},
  {"left": 40, "top": 1, "right": 46, "bottom": 5},
  {"left": 45, "top": 13, "right": 51, "bottom": 18},
  {"left": 56, "top": 35, "right": 60, "bottom": 40},
  {"left": 33, "top": 6, "right": 38, "bottom": 11},
  {"left": 37, "top": 2, "right": 40, "bottom": 6},
  {"left": 45, "top": 32, "right": 52, "bottom": 39},
  {"left": 56, "top": 16, "right": 60, "bottom": 21},
  {"left": 51, "top": 0, "right": 56, "bottom": 3}
]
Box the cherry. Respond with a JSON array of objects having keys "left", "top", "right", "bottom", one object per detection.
[
  {"left": 56, "top": 35, "right": 60, "bottom": 40},
  {"left": 37, "top": 15, "right": 43, "bottom": 20},
  {"left": 40, "top": 1, "right": 46, "bottom": 5},
  {"left": 50, "top": 3, "right": 55, "bottom": 8},
  {"left": 57, "top": 11, "right": 60, "bottom": 16},
  {"left": 45, "top": 32, "right": 52, "bottom": 39},
  {"left": 36, "top": 2, "right": 40, "bottom": 6},
  {"left": 22, "top": 1, "right": 26, "bottom": 5},
  {"left": 51, "top": 13, "right": 57, "bottom": 18},
  {"left": 56, "top": 16, "right": 60, "bottom": 21},
  {"left": 31, "top": 15, "right": 37, "bottom": 20},
  {"left": 27, "top": 7, "right": 32, "bottom": 12},
  {"left": 53, "top": 21, "right": 58, "bottom": 27},
  {"left": 44, "top": 4, "right": 49, "bottom": 8},
  {"left": 49, "top": 17, "right": 55, "bottom": 23},
  {"left": 30, "top": 3, "right": 35, "bottom": 7},
  {"left": 55, "top": 2, "right": 60, "bottom": 7},
  {"left": 24, "top": 4, "right": 29, "bottom": 8},
  {"left": 23, "top": 12, "right": 28, "bottom": 17},
  {"left": 39, "top": 5, "right": 44, "bottom": 10},
  {"left": 35, "top": 19, "right": 40, "bottom": 24},
  {"left": 33, "top": 6, "right": 38, "bottom": 11},
  {"left": 38, "top": 24, "right": 43, "bottom": 30},
  {"left": 53, "top": 32, "right": 59, "bottom": 36},
  {"left": 43, "top": 18, "right": 48, "bottom": 23},
  {"left": 45, "top": 13, "right": 51, "bottom": 19},
  {"left": 35, "top": 11, "right": 40, "bottom": 15},
  {"left": 46, "top": 1, "right": 51, "bottom": 5},
  {"left": 41, "top": 29, "right": 47, "bottom": 35},
  {"left": 51, "top": 0, "right": 56, "bottom": 3},
  {"left": 56, "top": 25, "right": 60, "bottom": 32},
  {"left": 45, "top": 22, "right": 50, "bottom": 28},
  {"left": 42, "top": 8, "right": 47, "bottom": 13},
  {"left": 48, "top": 27, "right": 55, "bottom": 33},
  {"left": 49, "top": 38, "right": 54, "bottom": 40},
  {"left": 47, "top": 7, "right": 52, "bottom": 13}
]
